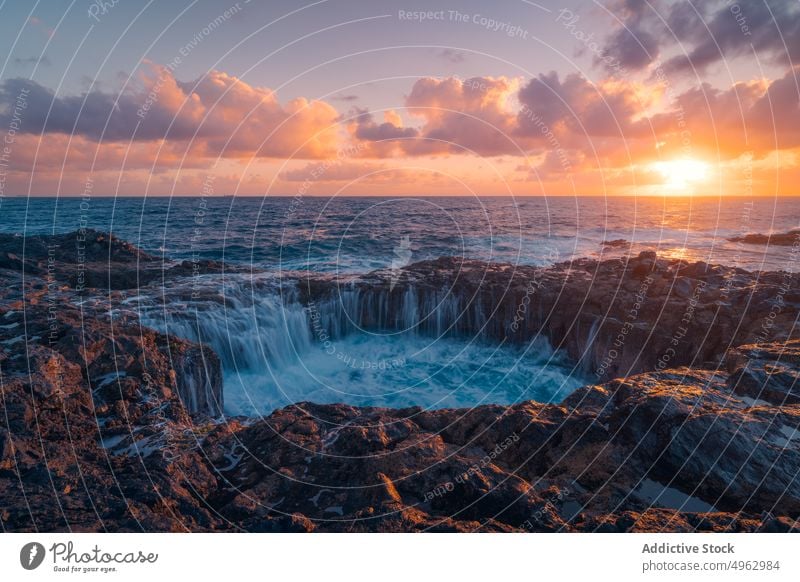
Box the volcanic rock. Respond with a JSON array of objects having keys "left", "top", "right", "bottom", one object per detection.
[
  {"left": 728, "top": 230, "right": 800, "bottom": 246},
  {"left": 1, "top": 232, "right": 798, "bottom": 532}
]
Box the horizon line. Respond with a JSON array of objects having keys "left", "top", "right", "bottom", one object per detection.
[{"left": 4, "top": 194, "right": 800, "bottom": 199}]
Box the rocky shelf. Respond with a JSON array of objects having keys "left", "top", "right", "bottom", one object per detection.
[
  {"left": 728, "top": 230, "right": 800, "bottom": 247},
  {"left": 1, "top": 230, "right": 798, "bottom": 532}
]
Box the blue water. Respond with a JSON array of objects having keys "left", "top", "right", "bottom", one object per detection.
[
  {"left": 132, "top": 276, "right": 585, "bottom": 415},
  {"left": 2, "top": 195, "right": 799, "bottom": 273},
  {"left": 4, "top": 195, "right": 799, "bottom": 415}
]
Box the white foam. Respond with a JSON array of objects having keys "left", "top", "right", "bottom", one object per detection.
[{"left": 139, "top": 279, "right": 587, "bottom": 416}]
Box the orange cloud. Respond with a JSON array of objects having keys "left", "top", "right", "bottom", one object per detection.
[
  {"left": 649, "top": 68, "right": 800, "bottom": 159},
  {"left": 0, "top": 65, "right": 341, "bottom": 160},
  {"left": 2, "top": 61, "right": 798, "bottom": 196},
  {"left": 349, "top": 76, "right": 524, "bottom": 157}
]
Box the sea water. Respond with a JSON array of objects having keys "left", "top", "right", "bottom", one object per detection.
[{"left": 5, "top": 195, "right": 799, "bottom": 414}]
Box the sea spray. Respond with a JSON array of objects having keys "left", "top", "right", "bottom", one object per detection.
[{"left": 138, "top": 275, "right": 586, "bottom": 415}]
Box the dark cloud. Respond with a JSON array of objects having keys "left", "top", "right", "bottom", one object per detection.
[
  {"left": 615, "top": 0, "right": 654, "bottom": 21},
  {"left": 0, "top": 67, "right": 341, "bottom": 159},
  {"left": 438, "top": 49, "right": 467, "bottom": 64},
  {"left": 0, "top": 76, "right": 188, "bottom": 141},
  {"left": 353, "top": 110, "right": 418, "bottom": 141},
  {"left": 664, "top": 1, "right": 707, "bottom": 43},
  {"left": 3, "top": 62, "right": 797, "bottom": 178},
  {"left": 598, "top": 0, "right": 800, "bottom": 77},
  {"left": 659, "top": 1, "right": 800, "bottom": 76},
  {"left": 592, "top": 0, "right": 672, "bottom": 73},
  {"left": 516, "top": 71, "right": 570, "bottom": 128},
  {"left": 599, "top": 25, "right": 659, "bottom": 71},
  {"left": 517, "top": 72, "right": 648, "bottom": 138}
]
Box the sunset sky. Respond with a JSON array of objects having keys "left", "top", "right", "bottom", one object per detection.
[{"left": 0, "top": 0, "right": 798, "bottom": 196}]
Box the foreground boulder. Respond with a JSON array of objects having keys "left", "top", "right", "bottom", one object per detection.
[
  {"left": 3, "top": 326, "right": 798, "bottom": 531},
  {"left": 197, "top": 361, "right": 800, "bottom": 532}
]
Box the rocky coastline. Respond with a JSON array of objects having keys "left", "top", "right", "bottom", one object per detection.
[{"left": 1, "top": 230, "right": 798, "bottom": 532}]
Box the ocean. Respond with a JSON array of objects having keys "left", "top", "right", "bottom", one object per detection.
[
  {"left": 3, "top": 195, "right": 799, "bottom": 272},
  {"left": 3, "top": 195, "right": 798, "bottom": 416}
]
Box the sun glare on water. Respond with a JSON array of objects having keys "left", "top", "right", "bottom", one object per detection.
[{"left": 652, "top": 159, "right": 710, "bottom": 193}]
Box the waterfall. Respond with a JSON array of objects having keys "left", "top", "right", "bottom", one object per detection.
[
  {"left": 305, "top": 283, "right": 490, "bottom": 341},
  {"left": 139, "top": 276, "right": 554, "bottom": 377},
  {"left": 140, "top": 281, "right": 315, "bottom": 374},
  {"left": 136, "top": 274, "right": 587, "bottom": 415}
]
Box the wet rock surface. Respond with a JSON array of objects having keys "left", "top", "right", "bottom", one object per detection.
[
  {"left": 0, "top": 229, "right": 249, "bottom": 289},
  {"left": 196, "top": 368, "right": 800, "bottom": 532},
  {"left": 726, "top": 342, "right": 800, "bottom": 406},
  {"left": 1, "top": 232, "right": 798, "bottom": 532},
  {"left": 0, "top": 283, "right": 223, "bottom": 531},
  {"left": 728, "top": 230, "right": 800, "bottom": 247},
  {"left": 300, "top": 253, "right": 800, "bottom": 379}
]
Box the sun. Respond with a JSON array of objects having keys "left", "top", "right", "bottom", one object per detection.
[{"left": 651, "top": 159, "right": 710, "bottom": 193}]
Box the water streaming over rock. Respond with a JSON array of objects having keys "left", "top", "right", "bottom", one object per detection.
[{"left": 137, "top": 274, "right": 587, "bottom": 415}]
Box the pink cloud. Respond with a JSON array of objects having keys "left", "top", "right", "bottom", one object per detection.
[{"left": 0, "top": 64, "right": 341, "bottom": 160}]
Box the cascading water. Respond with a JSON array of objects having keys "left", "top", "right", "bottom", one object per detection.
[{"left": 137, "top": 274, "right": 588, "bottom": 416}]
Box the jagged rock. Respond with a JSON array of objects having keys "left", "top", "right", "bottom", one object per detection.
[
  {"left": 0, "top": 230, "right": 252, "bottom": 290},
  {"left": 601, "top": 239, "right": 630, "bottom": 249},
  {"left": 186, "top": 364, "right": 800, "bottom": 532},
  {"left": 728, "top": 230, "right": 800, "bottom": 246},
  {"left": 1, "top": 232, "right": 798, "bottom": 532},
  {"left": 726, "top": 342, "right": 800, "bottom": 405},
  {"left": 299, "top": 252, "right": 799, "bottom": 379}
]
